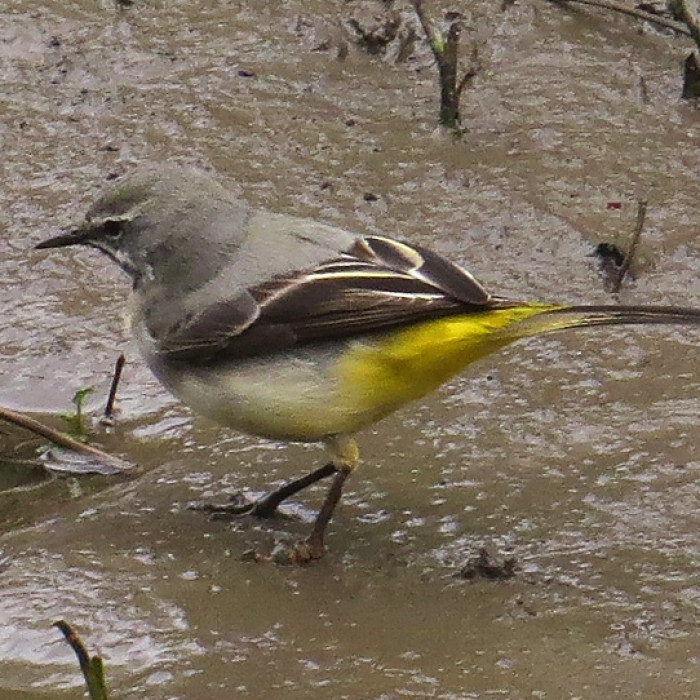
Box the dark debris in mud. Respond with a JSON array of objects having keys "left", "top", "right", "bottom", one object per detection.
[
  {"left": 682, "top": 50, "right": 700, "bottom": 98},
  {"left": 342, "top": 1, "right": 417, "bottom": 62},
  {"left": 456, "top": 547, "right": 518, "bottom": 581},
  {"left": 593, "top": 241, "right": 628, "bottom": 291}
]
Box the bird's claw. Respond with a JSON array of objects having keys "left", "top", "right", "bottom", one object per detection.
[{"left": 270, "top": 538, "right": 325, "bottom": 564}]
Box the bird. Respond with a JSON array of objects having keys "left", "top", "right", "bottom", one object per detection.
[{"left": 35, "top": 164, "right": 700, "bottom": 562}]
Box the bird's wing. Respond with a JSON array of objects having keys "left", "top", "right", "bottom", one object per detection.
[{"left": 153, "top": 234, "right": 513, "bottom": 364}]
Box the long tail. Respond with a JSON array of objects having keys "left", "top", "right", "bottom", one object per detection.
[{"left": 499, "top": 304, "right": 700, "bottom": 341}]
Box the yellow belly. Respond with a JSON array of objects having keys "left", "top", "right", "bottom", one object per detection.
[{"left": 142, "top": 305, "right": 557, "bottom": 443}]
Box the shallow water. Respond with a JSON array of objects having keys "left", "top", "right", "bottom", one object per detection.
[{"left": 1, "top": 1, "right": 699, "bottom": 698}]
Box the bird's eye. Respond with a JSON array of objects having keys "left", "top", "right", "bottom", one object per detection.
[{"left": 103, "top": 219, "right": 122, "bottom": 238}]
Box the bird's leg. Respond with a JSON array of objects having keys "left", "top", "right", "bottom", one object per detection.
[
  {"left": 192, "top": 435, "right": 359, "bottom": 564},
  {"left": 304, "top": 467, "right": 351, "bottom": 559},
  {"left": 243, "top": 461, "right": 338, "bottom": 518},
  {"left": 190, "top": 461, "right": 337, "bottom": 519},
  {"left": 303, "top": 435, "right": 359, "bottom": 560}
]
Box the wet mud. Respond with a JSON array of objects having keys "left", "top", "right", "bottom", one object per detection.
[{"left": 1, "top": 1, "right": 699, "bottom": 698}]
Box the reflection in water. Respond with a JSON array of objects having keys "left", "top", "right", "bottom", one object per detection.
[{"left": 0, "top": 548, "right": 203, "bottom": 692}]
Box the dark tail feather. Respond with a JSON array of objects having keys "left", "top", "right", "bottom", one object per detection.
[
  {"left": 549, "top": 304, "right": 700, "bottom": 328},
  {"left": 498, "top": 304, "right": 700, "bottom": 341}
]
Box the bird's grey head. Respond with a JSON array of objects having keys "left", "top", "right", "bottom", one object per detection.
[{"left": 36, "top": 165, "right": 251, "bottom": 292}]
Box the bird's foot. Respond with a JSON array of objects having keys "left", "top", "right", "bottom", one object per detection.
[
  {"left": 242, "top": 536, "right": 325, "bottom": 565},
  {"left": 188, "top": 492, "right": 283, "bottom": 520},
  {"left": 275, "top": 537, "right": 325, "bottom": 564},
  {"left": 274, "top": 530, "right": 326, "bottom": 564}
]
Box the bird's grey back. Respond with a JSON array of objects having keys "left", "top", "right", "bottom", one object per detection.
[{"left": 110, "top": 165, "right": 357, "bottom": 340}]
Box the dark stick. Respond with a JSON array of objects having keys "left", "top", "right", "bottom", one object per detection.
[
  {"left": 0, "top": 404, "right": 129, "bottom": 472},
  {"left": 437, "top": 21, "right": 461, "bottom": 128},
  {"left": 103, "top": 353, "right": 125, "bottom": 421},
  {"left": 54, "top": 620, "right": 109, "bottom": 700},
  {"left": 611, "top": 199, "right": 647, "bottom": 294},
  {"left": 412, "top": 0, "right": 469, "bottom": 129}
]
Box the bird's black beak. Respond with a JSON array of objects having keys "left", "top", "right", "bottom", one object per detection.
[{"left": 35, "top": 227, "right": 90, "bottom": 250}]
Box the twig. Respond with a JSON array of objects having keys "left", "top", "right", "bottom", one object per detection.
[
  {"left": 669, "top": 0, "right": 700, "bottom": 48},
  {"left": 0, "top": 404, "right": 128, "bottom": 472},
  {"left": 457, "top": 65, "right": 479, "bottom": 97},
  {"left": 412, "top": 1, "right": 474, "bottom": 129},
  {"left": 103, "top": 354, "right": 125, "bottom": 422},
  {"left": 549, "top": 0, "right": 692, "bottom": 37},
  {"left": 412, "top": 0, "right": 439, "bottom": 54},
  {"left": 54, "top": 621, "right": 109, "bottom": 700},
  {"left": 611, "top": 198, "right": 647, "bottom": 293}
]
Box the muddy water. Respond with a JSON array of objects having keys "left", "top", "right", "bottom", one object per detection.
[{"left": 2, "top": 0, "right": 699, "bottom": 698}]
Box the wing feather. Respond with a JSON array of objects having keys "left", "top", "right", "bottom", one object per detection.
[{"left": 157, "top": 235, "right": 510, "bottom": 364}]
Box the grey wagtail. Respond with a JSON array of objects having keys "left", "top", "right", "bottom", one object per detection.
[{"left": 36, "top": 165, "right": 700, "bottom": 561}]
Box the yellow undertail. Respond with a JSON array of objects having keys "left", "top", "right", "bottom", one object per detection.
[{"left": 334, "top": 302, "right": 700, "bottom": 428}]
